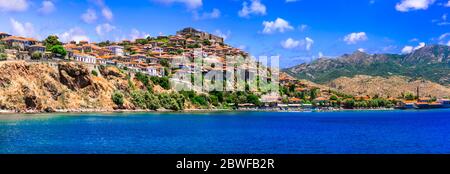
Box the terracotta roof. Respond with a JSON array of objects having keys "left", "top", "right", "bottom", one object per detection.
[
  {"left": 314, "top": 97, "right": 329, "bottom": 101},
  {"left": 289, "top": 98, "right": 302, "bottom": 102},
  {"left": 2, "top": 36, "right": 37, "bottom": 42}
]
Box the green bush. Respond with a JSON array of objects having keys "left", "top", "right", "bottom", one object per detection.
[
  {"left": 91, "top": 70, "right": 98, "bottom": 76},
  {"left": 50, "top": 45, "right": 67, "bottom": 58},
  {"left": 192, "top": 95, "right": 209, "bottom": 106},
  {"left": 144, "top": 92, "right": 161, "bottom": 110},
  {"left": 150, "top": 76, "right": 170, "bottom": 90},
  {"left": 0, "top": 53, "right": 7, "bottom": 61},
  {"left": 112, "top": 91, "right": 124, "bottom": 106},
  {"left": 131, "top": 91, "right": 161, "bottom": 110},
  {"left": 159, "top": 93, "right": 181, "bottom": 111}
]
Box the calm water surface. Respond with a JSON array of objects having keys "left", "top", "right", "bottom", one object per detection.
[{"left": 1, "top": 110, "right": 450, "bottom": 154}]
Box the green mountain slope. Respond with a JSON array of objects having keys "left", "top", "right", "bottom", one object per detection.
[{"left": 283, "top": 45, "right": 450, "bottom": 85}]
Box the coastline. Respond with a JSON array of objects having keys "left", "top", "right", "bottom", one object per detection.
[{"left": 0, "top": 107, "right": 399, "bottom": 115}]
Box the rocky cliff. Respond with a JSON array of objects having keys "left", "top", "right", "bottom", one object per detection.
[{"left": 0, "top": 61, "right": 135, "bottom": 112}]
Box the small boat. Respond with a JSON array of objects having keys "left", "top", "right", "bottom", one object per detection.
[{"left": 438, "top": 99, "right": 450, "bottom": 108}]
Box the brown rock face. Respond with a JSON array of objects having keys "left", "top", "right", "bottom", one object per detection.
[
  {"left": 0, "top": 61, "right": 132, "bottom": 112},
  {"left": 58, "top": 63, "right": 92, "bottom": 90},
  {"left": 99, "top": 65, "right": 126, "bottom": 79}
]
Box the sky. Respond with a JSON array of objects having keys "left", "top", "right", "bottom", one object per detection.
[{"left": 0, "top": 0, "right": 449, "bottom": 67}]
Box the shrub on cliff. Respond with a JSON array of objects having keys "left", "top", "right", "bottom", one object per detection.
[
  {"left": 159, "top": 93, "right": 183, "bottom": 111},
  {"left": 0, "top": 53, "right": 7, "bottom": 61},
  {"left": 112, "top": 91, "right": 124, "bottom": 106},
  {"left": 91, "top": 70, "right": 98, "bottom": 77},
  {"left": 150, "top": 76, "right": 170, "bottom": 90},
  {"left": 131, "top": 91, "right": 161, "bottom": 110}
]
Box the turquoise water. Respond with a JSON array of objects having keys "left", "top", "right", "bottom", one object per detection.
[{"left": 1, "top": 110, "right": 450, "bottom": 154}]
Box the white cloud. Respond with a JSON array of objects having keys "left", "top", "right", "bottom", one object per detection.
[
  {"left": 281, "top": 38, "right": 301, "bottom": 49},
  {"left": 305, "top": 37, "right": 314, "bottom": 51},
  {"left": 344, "top": 32, "right": 368, "bottom": 44},
  {"left": 96, "top": 23, "right": 116, "bottom": 36},
  {"left": 438, "top": 32, "right": 450, "bottom": 40},
  {"left": 281, "top": 37, "right": 314, "bottom": 50},
  {"left": 129, "top": 29, "right": 150, "bottom": 41},
  {"left": 358, "top": 48, "right": 366, "bottom": 52},
  {"left": 38, "top": 1, "right": 55, "bottom": 15},
  {"left": 401, "top": 46, "right": 414, "bottom": 54},
  {"left": 447, "top": 40, "right": 450, "bottom": 46},
  {"left": 0, "top": 0, "right": 29, "bottom": 12},
  {"left": 81, "top": 9, "right": 98, "bottom": 24},
  {"left": 318, "top": 52, "right": 324, "bottom": 58},
  {"left": 445, "top": 0, "right": 450, "bottom": 7},
  {"left": 9, "top": 18, "right": 35, "bottom": 37},
  {"left": 401, "top": 42, "right": 426, "bottom": 54},
  {"left": 153, "top": 0, "right": 203, "bottom": 9},
  {"left": 193, "top": 8, "right": 220, "bottom": 20},
  {"left": 395, "top": 0, "right": 436, "bottom": 12},
  {"left": 299, "top": 24, "right": 308, "bottom": 32},
  {"left": 262, "top": 18, "right": 294, "bottom": 34},
  {"left": 238, "top": 0, "right": 267, "bottom": 18},
  {"left": 102, "top": 7, "right": 113, "bottom": 21},
  {"left": 286, "top": 0, "right": 299, "bottom": 2},
  {"left": 214, "top": 30, "right": 231, "bottom": 40},
  {"left": 58, "top": 27, "right": 90, "bottom": 43},
  {"left": 414, "top": 42, "right": 426, "bottom": 49},
  {"left": 89, "top": 0, "right": 114, "bottom": 21}
]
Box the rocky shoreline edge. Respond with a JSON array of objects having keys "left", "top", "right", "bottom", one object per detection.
[{"left": 0, "top": 107, "right": 397, "bottom": 114}]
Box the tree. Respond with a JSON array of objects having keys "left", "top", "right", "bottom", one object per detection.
[
  {"left": 330, "top": 95, "right": 338, "bottom": 101},
  {"left": 247, "top": 94, "right": 261, "bottom": 106},
  {"left": 203, "top": 39, "right": 211, "bottom": 46},
  {"left": 136, "top": 39, "right": 149, "bottom": 45},
  {"left": 0, "top": 44, "right": 5, "bottom": 53},
  {"left": 43, "top": 35, "right": 62, "bottom": 50},
  {"left": 159, "top": 93, "right": 181, "bottom": 111},
  {"left": 144, "top": 92, "right": 161, "bottom": 110},
  {"left": 310, "top": 88, "right": 319, "bottom": 101},
  {"left": 112, "top": 91, "right": 124, "bottom": 106},
  {"left": 0, "top": 53, "right": 7, "bottom": 61},
  {"left": 98, "top": 40, "right": 111, "bottom": 47},
  {"left": 192, "top": 95, "right": 209, "bottom": 106},
  {"left": 50, "top": 45, "right": 67, "bottom": 58},
  {"left": 160, "top": 59, "right": 170, "bottom": 67}
]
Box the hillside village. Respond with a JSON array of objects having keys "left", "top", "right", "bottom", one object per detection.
[
  {"left": 0, "top": 28, "right": 249, "bottom": 77},
  {"left": 0, "top": 28, "right": 449, "bottom": 112}
]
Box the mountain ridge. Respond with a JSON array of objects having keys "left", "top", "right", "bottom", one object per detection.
[{"left": 284, "top": 44, "right": 450, "bottom": 85}]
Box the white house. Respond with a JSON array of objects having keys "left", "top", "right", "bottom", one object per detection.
[
  {"left": 141, "top": 64, "right": 165, "bottom": 77},
  {"left": 74, "top": 53, "right": 97, "bottom": 64},
  {"left": 107, "top": 45, "right": 124, "bottom": 57}
]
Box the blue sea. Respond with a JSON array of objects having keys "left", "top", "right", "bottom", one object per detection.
[{"left": 1, "top": 110, "right": 450, "bottom": 154}]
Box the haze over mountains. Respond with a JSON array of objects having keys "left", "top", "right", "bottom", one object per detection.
[{"left": 284, "top": 45, "right": 450, "bottom": 85}]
